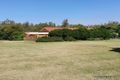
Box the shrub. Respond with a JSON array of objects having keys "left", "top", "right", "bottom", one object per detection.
[
  {"left": 72, "top": 27, "right": 89, "bottom": 40},
  {"left": 49, "top": 29, "right": 73, "bottom": 37},
  {"left": 64, "top": 36, "right": 76, "bottom": 41},
  {"left": 89, "top": 27, "right": 114, "bottom": 40},
  {"left": 0, "top": 25, "right": 23, "bottom": 40},
  {"left": 49, "top": 29, "right": 73, "bottom": 40},
  {"left": 49, "top": 28, "right": 90, "bottom": 40},
  {"left": 36, "top": 37, "right": 64, "bottom": 42},
  {"left": 15, "top": 32, "right": 24, "bottom": 40},
  {"left": 118, "top": 29, "right": 120, "bottom": 37},
  {"left": 48, "top": 27, "right": 116, "bottom": 41},
  {"left": 61, "top": 29, "right": 73, "bottom": 40},
  {"left": 49, "top": 29, "right": 63, "bottom": 37}
]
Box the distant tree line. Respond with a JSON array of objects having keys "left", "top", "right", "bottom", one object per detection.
[{"left": 0, "top": 19, "right": 120, "bottom": 41}]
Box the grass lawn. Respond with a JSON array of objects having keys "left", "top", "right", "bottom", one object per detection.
[{"left": 0, "top": 39, "right": 120, "bottom": 80}]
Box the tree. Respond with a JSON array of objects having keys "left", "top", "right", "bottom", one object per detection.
[
  {"left": 1, "top": 19, "right": 15, "bottom": 25},
  {"left": 49, "top": 29, "right": 74, "bottom": 40},
  {"left": 72, "top": 27, "right": 89, "bottom": 40},
  {"left": 48, "top": 22, "right": 56, "bottom": 27},
  {"left": 0, "top": 25, "right": 23, "bottom": 40},
  {"left": 89, "top": 27, "right": 114, "bottom": 40},
  {"left": 71, "top": 24, "right": 84, "bottom": 28},
  {"left": 62, "top": 19, "right": 69, "bottom": 28}
]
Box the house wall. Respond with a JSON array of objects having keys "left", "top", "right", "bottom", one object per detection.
[
  {"left": 24, "top": 34, "right": 37, "bottom": 40},
  {"left": 37, "top": 34, "right": 48, "bottom": 38},
  {"left": 24, "top": 33, "right": 48, "bottom": 40}
]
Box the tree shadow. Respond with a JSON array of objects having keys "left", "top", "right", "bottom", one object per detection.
[{"left": 110, "top": 48, "right": 120, "bottom": 53}]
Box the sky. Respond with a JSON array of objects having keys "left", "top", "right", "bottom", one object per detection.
[{"left": 0, "top": 0, "right": 120, "bottom": 25}]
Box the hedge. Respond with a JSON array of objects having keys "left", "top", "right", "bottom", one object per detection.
[{"left": 36, "top": 37, "right": 64, "bottom": 42}]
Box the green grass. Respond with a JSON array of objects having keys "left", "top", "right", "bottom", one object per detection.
[{"left": 0, "top": 39, "right": 120, "bottom": 80}]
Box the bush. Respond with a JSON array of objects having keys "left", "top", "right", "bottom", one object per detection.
[
  {"left": 49, "top": 28, "right": 90, "bottom": 40},
  {"left": 49, "top": 29, "right": 73, "bottom": 40},
  {"left": 72, "top": 27, "right": 89, "bottom": 40},
  {"left": 36, "top": 37, "right": 64, "bottom": 42},
  {"left": 0, "top": 25, "right": 24, "bottom": 40},
  {"left": 49, "top": 29, "right": 73, "bottom": 38},
  {"left": 48, "top": 27, "right": 116, "bottom": 41},
  {"left": 64, "top": 36, "right": 76, "bottom": 41},
  {"left": 13, "top": 32, "right": 24, "bottom": 40},
  {"left": 61, "top": 29, "right": 73, "bottom": 40},
  {"left": 118, "top": 29, "right": 120, "bottom": 37},
  {"left": 49, "top": 29, "right": 63, "bottom": 37},
  {"left": 89, "top": 27, "right": 114, "bottom": 40}
]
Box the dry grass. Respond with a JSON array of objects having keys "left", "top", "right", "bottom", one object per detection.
[{"left": 0, "top": 39, "right": 120, "bottom": 80}]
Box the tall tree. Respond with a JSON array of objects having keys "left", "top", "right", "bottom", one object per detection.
[
  {"left": 62, "top": 19, "right": 69, "bottom": 28},
  {"left": 48, "top": 22, "right": 56, "bottom": 27}
]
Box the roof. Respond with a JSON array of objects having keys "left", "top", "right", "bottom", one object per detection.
[
  {"left": 40, "top": 27, "right": 63, "bottom": 32},
  {"left": 25, "top": 32, "right": 49, "bottom": 35},
  {"left": 40, "top": 27, "right": 77, "bottom": 32}
]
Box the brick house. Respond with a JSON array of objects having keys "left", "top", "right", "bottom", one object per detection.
[
  {"left": 24, "top": 32, "right": 49, "bottom": 40},
  {"left": 24, "top": 27, "right": 77, "bottom": 40},
  {"left": 24, "top": 27, "right": 62, "bottom": 40}
]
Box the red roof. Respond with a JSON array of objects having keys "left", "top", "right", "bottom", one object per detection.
[
  {"left": 40, "top": 27, "right": 77, "bottom": 32},
  {"left": 40, "top": 27, "right": 63, "bottom": 32}
]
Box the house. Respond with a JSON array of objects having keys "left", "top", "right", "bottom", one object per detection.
[
  {"left": 24, "top": 32, "right": 49, "bottom": 40},
  {"left": 24, "top": 27, "right": 77, "bottom": 40}
]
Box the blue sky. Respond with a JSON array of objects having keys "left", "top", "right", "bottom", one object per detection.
[{"left": 0, "top": 0, "right": 120, "bottom": 25}]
